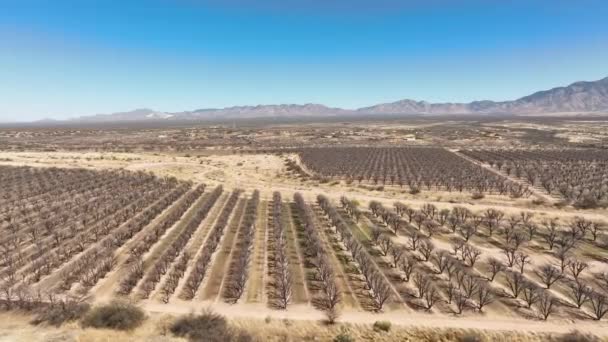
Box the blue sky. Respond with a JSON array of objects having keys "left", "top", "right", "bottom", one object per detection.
[{"left": 1, "top": 0, "right": 607, "bottom": 121}]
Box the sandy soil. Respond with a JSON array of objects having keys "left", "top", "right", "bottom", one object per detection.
[{"left": 2, "top": 150, "right": 608, "bottom": 335}]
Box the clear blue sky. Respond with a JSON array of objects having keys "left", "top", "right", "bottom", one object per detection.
[{"left": 1, "top": 0, "right": 607, "bottom": 121}]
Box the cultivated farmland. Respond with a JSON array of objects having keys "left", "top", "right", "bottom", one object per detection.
[{"left": 1, "top": 162, "right": 607, "bottom": 336}]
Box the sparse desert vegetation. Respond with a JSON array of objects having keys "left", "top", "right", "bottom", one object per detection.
[{"left": 0, "top": 119, "right": 608, "bottom": 340}]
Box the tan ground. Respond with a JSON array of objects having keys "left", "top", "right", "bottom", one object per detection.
[
  {"left": 2, "top": 150, "right": 608, "bottom": 337},
  {"left": 0, "top": 311, "right": 582, "bottom": 342}
]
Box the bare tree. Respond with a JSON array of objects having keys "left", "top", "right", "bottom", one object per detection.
[
  {"left": 378, "top": 235, "right": 393, "bottom": 256},
  {"left": 398, "top": 255, "right": 416, "bottom": 282},
  {"left": 462, "top": 244, "right": 482, "bottom": 268},
  {"left": 588, "top": 291, "right": 608, "bottom": 320},
  {"left": 589, "top": 222, "right": 603, "bottom": 242},
  {"left": 389, "top": 245, "right": 405, "bottom": 268},
  {"left": 454, "top": 290, "right": 468, "bottom": 314},
  {"left": 556, "top": 247, "right": 572, "bottom": 273},
  {"left": 502, "top": 247, "right": 517, "bottom": 267},
  {"left": 537, "top": 264, "right": 563, "bottom": 289},
  {"left": 370, "top": 272, "right": 392, "bottom": 311},
  {"left": 515, "top": 253, "right": 531, "bottom": 274},
  {"left": 505, "top": 271, "right": 525, "bottom": 298},
  {"left": 542, "top": 219, "right": 559, "bottom": 250},
  {"left": 424, "top": 220, "right": 440, "bottom": 237},
  {"left": 573, "top": 217, "right": 593, "bottom": 240},
  {"left": 537, "top": 290, "right": 556, "bottom": 320},
  {"left": 568, "top": 280, "right": 590, "bottom": 309},
  {"left": 522, "top": 282, "right": 541, "bottom": 309},
  {"left": 444, "top": 281, "right": 457, "bottom": 304},
  {"left": 568, "top": 259, "right": 588, "bottom": 281},
  {"left": 418, "top": 239, "right": 435, "bottom": 262},
  {"left": 421, "top": 203, "right": 438, "bottom": 220},
  {"left": 475, "top": 282, "right": 495, "bottom": 312},
  {"left": 370, "top": 226, "right": 382, "bottom": 246},
  {"left": 432, "top": 251, "right": 450, "bottom": 274},
  {"left": 458, "top": 224, "right": 476, "bottom": 242},
  {"left": 413, "top": 272, "right": 431, "bottom": 299},
  {"left": 424, "top": 286, "right": 441, "bottom": 311},
  {"left": 486, "top": 258, "right": 505, "bottom": 281},
  {"left": 408, "top": 231, "right": 421, "bottom": 251},
  {"left": 524, "top": 222, "right": 538, "bottom": 241},
  {"left": 483, "top": 208, "right": 504, "bottom": 237},
  {"left": 462, "top": 274, "right": 479, "bottom": 298}
]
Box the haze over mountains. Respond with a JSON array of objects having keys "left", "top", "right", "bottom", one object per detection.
[{"left": 73, "top": 76, "right": 608, "bottom": 122}]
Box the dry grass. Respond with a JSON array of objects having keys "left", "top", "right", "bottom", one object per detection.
[{"left": 1, "top": 310, "right": 606, "bottom": 342}]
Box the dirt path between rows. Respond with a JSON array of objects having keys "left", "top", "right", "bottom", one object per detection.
[{"left": 141, "top": 300, "right": 608, "bottom": 336}]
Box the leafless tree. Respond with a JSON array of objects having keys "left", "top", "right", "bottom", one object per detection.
[
  {"left": 568, "top": 280, "right": 591, "bottom": 309},
  {"left": 542, "top": 218, "right": 559, "bottom": 250},
  {"left": 432, "top": 251, "right": 450, "bottom": 274},
  {"left": 537, "top": 264, "right": 563, "bottom": 289},
  {"left": 444, "top": 281, "right": 457, "bottom": 304},
  {"left": 502, "top": 247, "right": 517, "bottom": 268},
  {"left": 413, "top": 272, "right": 431, "bottom": 299},
  {"left": 437, "top": 209, "right": 450, "bottom": 226},
  {"left": 462, "top": 274, "right": 479, "bottom": 298},
  {"left": 454, "top": 290, "right": 469, "bottom": 314},
  {"left": 370, "top": 272, "right": 392, "bottom": 311},
  {"left": 588, "top": 291, "right": 608, "bottom": 320},
  {"left": 573, "top": 217, "right": 593, "bottom": 240},
  {"left": 408, "top": 231, "right": 421, "bottom": 251},
  {"left": 378, "top": 235, "right": 392, "bottom": 256},
  {"left": 389, "top": 245, "right": 405, "bottom": 268},
  {"left": 370, "top": 226, "right": 382, "bottom": 246},
  {"left": 505, "top": 270, "right": 525, "bottom": 298},
  {"left": 421, "top": 203, "right": 437, "bottom": 220},
  {"left": 486, "top": 258, "right": 505, "bottom": 281},
  {"left": 475, "top": 282, "right": 494, "bottom": 312},
  {"left": 589, "top": 221, "right": 603, "bottom": 242},
  {"left": 568, "top": 259, "right": 588, "bottom": 281},
  {"left": 515, "top": 253, "right": 531, "bottom": 274},
  {"left": 418, "top": 239, "right": 435, "bottom": 261},
  {"left": 522, "top": 282, "right": 541, "bottom": 309},
  {"left": 424, "top": 220, "right": 440, "bottom": 237},
  {"left": 458, "top": 224, "right": 476, "bottom": 242},
  {"left": 462, "top": 244, "right": 482, "bottom": 268},
  {"left": 424, "top": 286, "right": 441, "bottom": 311},
  {"left": 537, "top": 290, "right": 556, "bottom": 320},
  {"left": 556, "top": 247, "right": 572, "bottom": 273},
  {"left": 483, "top": 208, "right": 504, "bottom": 237}
]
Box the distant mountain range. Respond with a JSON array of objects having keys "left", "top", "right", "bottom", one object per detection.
[{"left": 71, "top": 76, "right": 608, "bottom": 122}]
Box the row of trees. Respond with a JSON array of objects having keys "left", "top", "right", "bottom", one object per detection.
[
  {"left": 138, "top": 186, "right": 223, "bottom": 299},
  {"left": 461, "top": 149, "right": 608, "bottom": 207},
  {"left": 321, "top": 195, "right": 392, "bottom": 310},
  {"left": 293, "top": 193, "right": 340, "bottom": 316},
  {"left": 298, "top": 147, "right": 529, "bottom": 196},
  {"left": 224, "top": 190, "right": 260, "bottom": 302},
  {"left": 116, "top": 185, "right": 208, "bottom": 295},
  {"left": 1, "top": 172, "right": 172, "bottom": 281},
  {"left": 56, "top": 184, "right": 190, "bottom": 293},
  {"left": 181, "top": 190, "right": 242, "bottom": 300},
  {"left": 128, "top": 185, "right": 206, "bottom": 262},
  {"left": 269, "top": 192, "right": 292, "bottom": 309}
]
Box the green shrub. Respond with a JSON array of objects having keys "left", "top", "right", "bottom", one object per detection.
[
  {"left": 333, "top": 331, "right": 355, "bottom": 342},
  {"left": 32, "top": 301, "right": 90, "bottom": 327},
  {"left": 471, "top": 192, "right": 484, "bottom": 200},
  {"left": 373, "top": 320, "right": 391, "bottom": 332},
  {"left": 81, "top": 300, "right": 145, "bottom": 331},
  {"left": 170, "top": 309, "right": 252, "bottom": 342},
  {"left": 458, "top": 332, "right": 484, "bottom": 342}
]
